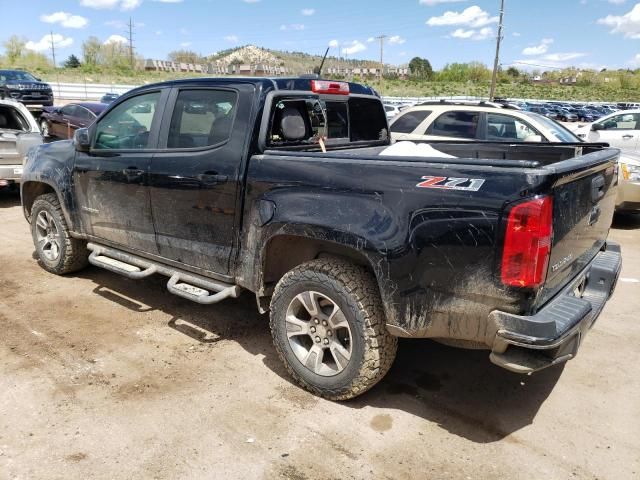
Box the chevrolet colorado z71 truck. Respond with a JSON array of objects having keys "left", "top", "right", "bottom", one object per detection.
[{"left": 21, "top": 77, "right": 622, "bottom": 400}]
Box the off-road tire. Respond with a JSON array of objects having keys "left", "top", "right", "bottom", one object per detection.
[
  {"left": 31, "top": 193, "right": 89, "bottom": 274},
  {"left": 270, "top": 258, "right": 397, "bottom": 400}
]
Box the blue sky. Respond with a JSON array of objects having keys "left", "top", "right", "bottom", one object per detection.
[{"left": 3, "top": 0, "right": 640, "bottom": 70}]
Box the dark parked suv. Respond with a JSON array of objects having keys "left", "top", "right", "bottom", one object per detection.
[{"left": 0, "top": 70, "right": 54, "bottom": 107}]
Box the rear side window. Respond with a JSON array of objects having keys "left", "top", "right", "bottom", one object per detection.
[
  {"left": 390, "top": 110, "right": 431, "bottom": 134},
  {"left": 167, "top": 89, "right": 238, "bottom": 149},
  {"left": 428, "top": 111, "right": 479, "bottom": 139}
]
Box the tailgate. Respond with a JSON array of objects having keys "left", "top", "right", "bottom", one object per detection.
[
  {"left": 539, "top": 149, "right": 619, "bottom": 304},
  {"left": 0, "top": 131, "right": 41, "bottom": 166}
]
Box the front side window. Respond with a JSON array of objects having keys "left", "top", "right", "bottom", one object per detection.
[
  {"left": 167, "top": 89, "right": 238, "bottom": 149},
  {"left": 94, "top": 91, "right": 160, "bottom": 150},
  {"left": 61, "top": 105, "right": 77, "bottom": 116},
  {"left": 390, "top": 110, "right": 431, "bottom": 134},
  {"left": 599, "top": 113, "right": 640, "bottom": 131},
  {"left": 428, "top": 111, "right": 480, "bottom": 139},
  {"left": 487, "top": 113, "right": 543, "bottom": 142}
]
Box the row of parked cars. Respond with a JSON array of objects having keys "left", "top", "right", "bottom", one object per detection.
[
  {"left": 1, "top": 69, "right": 120, "bottom": 189},
  {"left": 386, "top": 99, "right": 640, "bottom": 212}
]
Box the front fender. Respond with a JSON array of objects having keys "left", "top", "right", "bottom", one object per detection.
[{"left": 20, "top": 141, "right": 77, "bottom": 229}]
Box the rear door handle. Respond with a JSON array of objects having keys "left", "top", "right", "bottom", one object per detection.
[
  {"left": 622, "top": 134, "right": 634, "bottom": 139},
  {"left": 196, "top": 173, "right": 228, "bottom": 185}
]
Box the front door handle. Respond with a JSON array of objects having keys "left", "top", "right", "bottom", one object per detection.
[
  {"left": 123, "top": 167, "right": 145, "bottom": 179},
  {"left": 622, "top": 134, "right": 634, "bottom": 139}
]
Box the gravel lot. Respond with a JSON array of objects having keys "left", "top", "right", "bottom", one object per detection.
[{"left": 1, "top": 187, "right": 639, "bottom": 480}]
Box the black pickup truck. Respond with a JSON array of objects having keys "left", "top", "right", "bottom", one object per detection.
[{"left": 21, "top": 77, "right": 622, "bottom": 400}]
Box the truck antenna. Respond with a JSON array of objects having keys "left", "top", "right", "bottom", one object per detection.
[{"left": 315, "top": 47, "right": 330, "bottom": 76}]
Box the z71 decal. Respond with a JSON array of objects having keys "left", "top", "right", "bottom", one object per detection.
[{"left": 416, "top": 176, "right": 485, "bottom": 192}]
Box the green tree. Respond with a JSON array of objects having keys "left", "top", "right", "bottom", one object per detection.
[
  {"left": 64, "top": 54, "right": 81, "bottom": 68},
  {"left": 82, "top": 36, "right": 102, "bottom": 66},
  {"left": 408, "top": 57, "right": 433, "bottom": 80},
  {"left": 3, "top": 35, "right": 27, "bottom": 64},
  {"left": 506, "top": 66, "right": 520, "bottom": 78},
  {"left": 168, "top": 49, "right": 203, "bottom": 64}
]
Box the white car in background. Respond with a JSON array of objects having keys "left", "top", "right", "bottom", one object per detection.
[
  {"left": 0, "top": 98, "right": 42, "bottom": 189},
  {"left": 383, "top": 104, "right": 400, "bottom": 120},
  {"left": 389, "top": 101, "right": 581, "bottom": 143},
  {"left": 574, "top": 110, "right": 640, "bottom": 152}
]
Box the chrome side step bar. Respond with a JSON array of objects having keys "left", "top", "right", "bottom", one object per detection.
[{"left": 87, "top": 243, "right": 242, "bottom": 305}]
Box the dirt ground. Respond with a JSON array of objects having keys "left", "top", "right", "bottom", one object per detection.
[{"left": 0, "top": 187, "right": 639, "bottom": 480}]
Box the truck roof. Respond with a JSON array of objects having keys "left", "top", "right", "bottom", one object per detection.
[{"left": 126, "top": 76, "right": 378, "bottom": 97}]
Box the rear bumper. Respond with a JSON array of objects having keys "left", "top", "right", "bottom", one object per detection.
[
  {"left": 616, "top": 180, "right": 640, "bottom": 212},
  {"left": 489, "top": 242, "right": 622, "bottom": 373},
  {"left": 0, "top": 164, "right": 23, "bottom": 182}
]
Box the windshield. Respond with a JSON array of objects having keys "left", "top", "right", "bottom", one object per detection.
[
  {"left": 523, "top": 112, "right": 582, "bottom": 142},
  {"left": 0, "top": 70, "right": 38, "bottom": 82}
]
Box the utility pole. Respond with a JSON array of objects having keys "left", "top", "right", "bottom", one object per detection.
[
  {"left": 489, "top": 0, "right": 505, "bottom": 101},
  {"left": 376, "top": 35, "right": 387, "bottom": 92},
  {"left": 49, "top": 31, "right": 57, "bottom": 68},
  {"left": 127, "top": 17, "right": 135, "bottom": 70}
]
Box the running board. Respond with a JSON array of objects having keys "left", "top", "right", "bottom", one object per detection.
[{"left": 87, "top": 243, "right": 242, "bottom": 305}]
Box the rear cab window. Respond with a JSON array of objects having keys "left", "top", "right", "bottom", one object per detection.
[{"left": 266, "top": 95, "right": 388, "bottom": 150}]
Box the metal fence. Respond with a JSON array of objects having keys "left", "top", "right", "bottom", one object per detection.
[{"left": 50, "top": 82, "right": 138, "bottom": 101}]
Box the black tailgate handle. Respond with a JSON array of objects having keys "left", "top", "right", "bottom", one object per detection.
[{"left": 591, "top": 175, "right": 605, "bottom": 203}]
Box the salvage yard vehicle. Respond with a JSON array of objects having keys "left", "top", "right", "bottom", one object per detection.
[
  {"left": 0, "top": 69, "right": 54, "bottom": 108},
  {"left": 20, "top": 77, "right": 622, "bottom": 400},
  {"left": 40, "top": 102, "right": 107, "bottom": 140},
  {"left": 575, "top": 110, "right": 640, "bottom": 152},
  {"left": 390, "top": 101, "right": 582, "bottom": 144},
  {"left": 0, "top": 98, "right": 42, "bottom": 189}
]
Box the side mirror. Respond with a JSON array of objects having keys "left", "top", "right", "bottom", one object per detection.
[
  {"left": 74, "top": 128, "right": 91, "bottom": 153},
  {"left": 592, "top": 123, "right": 605, "bottom": 131},
  {"left": 524, "top": 134, "right": 543, "bottom": 143}
]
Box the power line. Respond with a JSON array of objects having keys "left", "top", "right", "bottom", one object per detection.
[
  {"left": 127, "top": 17, "right": 135, "bottom": 69},
  {"left": 49, "top": 31, "right": 57, "bottom": 68},
  {"left": 489, "top": 0, "right": 505, "bottom": 101},
  {"left": 375, "top": 35, "right": 387, "bottom": 90}
]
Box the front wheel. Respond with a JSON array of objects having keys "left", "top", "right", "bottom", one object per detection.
[
  {"left": 270, "top": 258, "right": 397, "bottom": 400},
  {"left": 31, "top": 193, "right": 88, "bottom": 274}
]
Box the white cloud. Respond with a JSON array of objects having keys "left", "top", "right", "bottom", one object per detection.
[
  {"left": 388, "top": 35, "right": 406, "bottom": 45},
  {"left": 104, "top": 34, "right": 128, "bottom": 44},
  {"left": 243, "top": 0, "right": 260, "bottom": 3},
  {"left": 153, "top": 0, "right": 183, "bottom": 2},
  {"left": 80, "top": 0, "right": 141, "bottom": 10},
  {"left": 25, "top": 34, "right": 74, "bottom": 52},
  {"left": 224, "top": 35, "right": 239, "bottom": 43},
  {"left": 180, "top": 41, "right": 191, "bottom": 47},
  {"left": 598, "top": 3, "right": 640, "bottom": 38},
  {"left": 301, "top": 8, "right": 315, "bottom": 15},
  {"left": 629, "top": 53, "right": 640, "bottom": 66},
  {"left": 420, "top": 0, "right": 467, "bottom": 5},
  {"left": 451, "top": 26, "right": 493, "bottom": 40},
  {"left": 514, "top": 52, "right": 589, "bottom": 69},
  {"left": 541, "top": 52, "right": 588, "bottom": 62},
  {"left": 367, "top": 37, "right": 375, "bottom": 42},
  {"left": 522, "top": 38, "right": 554, "bottom": 56},
  {"left": 426, "top": 5, "right": 498, "bottom": 28},
  {"left": 607, "top": 0, "right": 626, "bottom": 4},
  {"left": 280, "top": 23, "right": 305, "bottom": 30},
  {"left": 40, "top": 11, "right": 88, "bottom": 28},
  {"left": 341, "top": 40, "right": 366, "bottom": 56},
  {"left": 328, "top": 39, "right": 339, "bottom": 48}
]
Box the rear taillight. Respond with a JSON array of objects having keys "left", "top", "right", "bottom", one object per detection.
[{"left": 501, "top": 196, "right": 553, "bottom": 289}]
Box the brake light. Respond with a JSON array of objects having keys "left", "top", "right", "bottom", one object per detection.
[
  {"left": 501, "top": 196, "right": 553, "bottom": 289},
  {"left": 310, "top": 80, "right": 349, "bottom": 95}
]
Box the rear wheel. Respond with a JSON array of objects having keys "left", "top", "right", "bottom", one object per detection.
[
  {"left": 270, "top": 258, "right": 397, "bottom": 400},
  {"left": 31, "top": 193, "right": 88, "bottom": 274}
]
